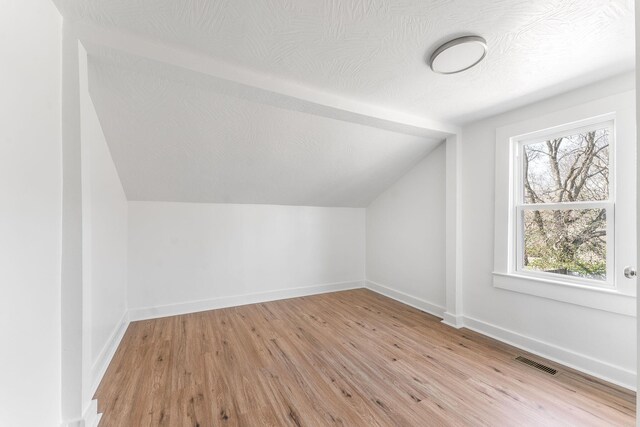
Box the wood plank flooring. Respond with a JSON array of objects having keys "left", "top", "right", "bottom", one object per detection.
[{"left": 95, "top": 289, "right": 635, "bottom": 426}]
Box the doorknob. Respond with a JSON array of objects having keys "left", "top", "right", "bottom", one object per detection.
[{"left": 624, "top": 266, "right": 637, "bottom": 279}]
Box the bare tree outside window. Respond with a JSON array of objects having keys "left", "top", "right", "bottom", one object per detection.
[{"left": 520, "top": 128, "right": 610, "bottom": 280}]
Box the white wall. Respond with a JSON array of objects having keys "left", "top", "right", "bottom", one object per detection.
[
  {"left": 366, "top": 144, "right": 447, "bottom": 314},
  {"left": 461, "top": 72, "right": 637, "bottom": 388},
  {"left": 80, "top": 63, "right": 128, "bottom": 385},
  {"left": 636, "top": 0, "right": 640, "bottom": 407},
  {"left": 127, "top": 202, "right": 365, "bottom": 317},
  {"left": 0, "top": 1, "right": 62, "bottom": 425}
]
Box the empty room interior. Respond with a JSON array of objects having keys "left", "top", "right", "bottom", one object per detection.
[{"left": 4, "top": 0, "right": 640, "bottom": 426}]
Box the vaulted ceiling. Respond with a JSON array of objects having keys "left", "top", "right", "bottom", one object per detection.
[
  {"left": 54, "top": 0, "right": 635, "bottom": 206},
  {"left": 88, "top": 50, "right": 440, "bottom": 206}
]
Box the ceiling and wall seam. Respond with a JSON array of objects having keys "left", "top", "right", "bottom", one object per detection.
[{"left": 53, "top": 0, "right": 634, "bottom": 207}]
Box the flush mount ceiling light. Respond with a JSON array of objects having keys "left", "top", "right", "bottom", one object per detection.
[{"left": 429, "top": 36, "right": 487, "bottom": 74}]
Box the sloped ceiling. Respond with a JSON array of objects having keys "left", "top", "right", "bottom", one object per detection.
[
  {"left": 53, "top": 0, "right": 635, "bottom": 206},
  {"left": 88, "top": 51, "right": 441, "bottom": 206}
]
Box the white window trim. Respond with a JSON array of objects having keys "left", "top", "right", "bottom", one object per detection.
[
  {"left": 493, "top": 92, "right": 636, "bottom": 317},
  {"left": 513, "top": 119, "right": 615, "bottom": 287}
]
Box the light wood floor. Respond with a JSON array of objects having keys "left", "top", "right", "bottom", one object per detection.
[{"left": 95, "top": 289, "right": 635, "bottom": 426}]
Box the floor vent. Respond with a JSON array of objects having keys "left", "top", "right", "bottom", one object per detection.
[{"left": 515, "top": 356, "right": 557, "bottom": 375}]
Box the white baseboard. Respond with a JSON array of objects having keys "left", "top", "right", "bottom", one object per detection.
[
  {"left": 441, "top": 312, "right": 464, "bottom": 329},
  {"left": 86, "top": 278, "right": 635, "bottom": 425},
  {"left": 364, "top": 280, "right": 635, "bottom": 391},
  {"left": 83, "top": 400, "right": 101, "bottom": 427},
  {"left": 462, "top": 315, "right": 636, "bottom": 391},
  {"left": 91, "top": 310, "right": 130, "bottom": 397},
  {"left": 129, "top": 280, "right": 365, "bottom": 321},
  {"left": 60, "top": 400, "right": 101, "bottom": 427},
  {"left": 83, "top": 281, "right": 363, "bottom": 425},
  {"left": 365, "top": 280, "right": 446, "bottom": 319}
]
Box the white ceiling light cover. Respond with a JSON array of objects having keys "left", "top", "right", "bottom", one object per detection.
[{"left": 430, "top": 36, "right": 487, "bottom": 74}]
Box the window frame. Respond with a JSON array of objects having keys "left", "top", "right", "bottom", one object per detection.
[
  {"left": 511, "top": 118, "right": 616, "bottom": 288},
  {"left": 491, "top": 90, "right": 637, "bottom": 317}
]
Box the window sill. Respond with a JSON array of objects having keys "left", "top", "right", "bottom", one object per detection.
[{"left": 492, "top": 272, "right": 636, "bottom": 317}]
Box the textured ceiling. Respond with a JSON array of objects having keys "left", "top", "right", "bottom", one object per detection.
[
  {"left": 88, "top": 51, "right": 442, "bottom": 207},
  {"left": 60, "top": 0, "right": 634, "bottom": 123},
  {"left": 54, "top": 0, "right": 635, "bottom": 206}
]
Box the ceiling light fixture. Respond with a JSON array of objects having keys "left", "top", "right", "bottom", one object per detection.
[{"left": 429, "top": 36, "right": 487, "bottom": 74}]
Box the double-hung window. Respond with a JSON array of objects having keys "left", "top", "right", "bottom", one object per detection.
[
  {"left": 513, "top": 119, "right": 614, "bottom": 287},
  {"left": 493, "top": 91, "right": 636, "bottom": 316}
]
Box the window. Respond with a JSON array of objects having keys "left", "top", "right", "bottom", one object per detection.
[
  {"left": 492, "top": 93, "right": 636, "bottom": 316},
  {"left": 513, "top": 120, "right": 614, "bottom": 287}
]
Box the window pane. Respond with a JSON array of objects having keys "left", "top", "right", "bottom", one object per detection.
[
  {"left": 522, "top": 208, "right": 606, "bottom": 280},
  {"left": 522, "top": 128, "right": 609, "bottom": 203}
]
